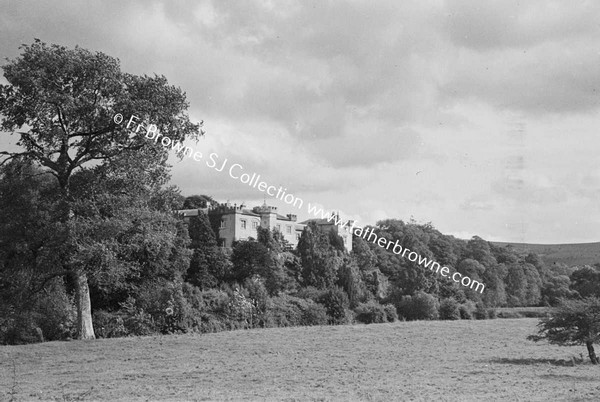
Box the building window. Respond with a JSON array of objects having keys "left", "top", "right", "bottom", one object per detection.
[
  {"left": 252, "top": 221, "right": 259, "bottom": 229},
  {"left": 276, "top": 224, "right": 281, "bottom": 231},
  {"left": 241, "top": 219, "right": 247, "bottom": 229},
  {"left": 286, "top": 225, "right": 292, "bottom": 234},
  {"left": 220, "top": 219, "right": 226, "bottom": 228}
]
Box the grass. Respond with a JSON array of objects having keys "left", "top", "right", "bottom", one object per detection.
[
  {"left": 496, "top": 307, "right": 551, "bottom": 318},
  {"left": 1, "top": 319, "right": 599, "bottom": 401}
]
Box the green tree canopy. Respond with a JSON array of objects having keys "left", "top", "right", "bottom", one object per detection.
[
  {"left": 0, "top": 40, "right": 202, "bottom": 339},
  {"left": 528, "top": 297, "right": 600, "bottom": 364}
]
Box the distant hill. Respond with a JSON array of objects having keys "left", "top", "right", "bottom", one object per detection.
[{"left": 491, "top": 241, "right": 600, "bottom": 267}]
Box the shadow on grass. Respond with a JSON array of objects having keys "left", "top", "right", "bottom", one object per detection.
[{"left": 488, "top": 357, "right": 585, "bottom": 367}]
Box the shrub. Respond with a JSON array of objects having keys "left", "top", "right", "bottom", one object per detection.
[
  {"left": 0, "top": 311, "right": 39, "bottom": 345},
  {"left": 497, "top": 310, "right": 523, "bottom": 319},
  {"left": 35, "top": 279, "right": 76, "bottom": 341},
  {"left": 264, "top": 295, "right": 303, "bottom": 327},
  {"left": 197, "top": 313, "right": 228, "bottom": 333},
  {"left": 459, "top": 300, "right": 476, "bottom": 320},
  {"left": 0, "top": 278, "right": 75, "bottom": 344},
  {"left": 343, "top": 308, "right": 355, "bottom": 324},
  {"left": 289, "top": 297, "right": 328, "bottom": 326},
  {"left": 93, "top": 310, "right": 128, "bottom": 338},
  {"left": 318, "top": 287, "right": 351, "bottom": 325},
  {"left": 397, "top": 291, "right": 439, "bottom": 321},
  {"left": 354, "top": 301, "right": 387, "bottom": 324},
  {"left": 383, "top": 304, "right": 398, "bottom": 322},
  {"left": 474, "top": 303, "right": 498, "bottom": 320},
  {"left": 294, "top": 286, "right": 326, "bottom": 302},
  {"left": 474, "top": 302, "right": 487, "bottom": 320},
  {"left": 439, "top": 298, "right": 461, "bottom": 320},
  {"left": 199, "top": 288, "right": 230, "bottom": 315},
  {"left": 120, "top": 296, "right": 157, "bottom": 336},
  {"left": 265, "top": 295, "right": 329, "bottom": 327},
  {"left": 497, "top": 307, "right": 549, "bottom": 318}
]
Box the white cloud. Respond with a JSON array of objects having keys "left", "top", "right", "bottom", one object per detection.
[{"left": 1, "top": 0, "right": 599, "bottom": 243}]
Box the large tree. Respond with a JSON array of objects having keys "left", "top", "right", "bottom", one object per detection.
[
  {"left": 297, "top": 222, "right": 342, "bottom": 289},
  {"left": 186, "top": 212, "right": 230, "bottom": 289},
  {"left": 0, "top": 40, "right": 201, "bottom": 339},
  {"left": 0, "top": 159, "right": 69, "bottom": 342}
]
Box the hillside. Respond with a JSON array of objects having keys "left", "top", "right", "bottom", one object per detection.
[
  {"left": 1, "top": 319, "right": 599, "bottom": 401},
  {"left": 492, "top": 241, "right": 600, "bottom": 267}
]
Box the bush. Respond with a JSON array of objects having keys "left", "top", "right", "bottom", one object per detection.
[
  {"left": 198, "top": 288, "right": 230, "bottom": 315},
  {"left": 0, "top": 278, "right": 75, "bottom": 344},
  {"left": 497, "top": 310, "right": 522, "bottom": 319},
  {"left": 120, "top": 296, "right": 157, "bottom": 336},
  {"left": 397, "top": 291, "right": 439, "bottom": 321},
  {"left": 474, "top": 302, "right": 487, "bottom": 320},
  {"left": 0, "top": 311, "right": 39, "bottom": 345},
  {"left": 383, "top": 304, "right": 398, "bottom": 322},
  {"left": 354, "top": 301, "right": 386, "bottom": 324},
  {"left": 93, "top": 310, "right": 128, "bottom": 338},
  {"left": 496, "top": 307, "right": 549, "bottom": 318},
  {"left": 439, "top": 298, "right": 461, "bottom": 320},
  {"left": 459, "top": 300, "right": 476, "bottom": 320},
  {"left": 294, "top": 286, "right": 326, "bottom": 302},
  {"left": 264, "top": 295, "right": 303, "bottom": 327},
  {"left": 35, "top": 280, "right": 76, "bottom": 341},
  {"left": 293, "top": 298, "right": 328, "bottom": 326},
  {"left": 318, "top": 287, "right": 351, "bottom": 325},
  {"left": 197, "top": 313, "right": 229, "bottom": 333},
  {"left": 474, "top": 302, "right": 497, "bottom": 320},
  {"left": 265, "top": 295, "right": 329, "bottom": 327}
]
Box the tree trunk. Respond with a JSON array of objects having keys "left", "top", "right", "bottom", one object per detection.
[
  {"left": 75, "top": 271, "right": 95, "bottom": 340},
  {"left": 586, "top": 341, "right": 598, "bottom": 364}
]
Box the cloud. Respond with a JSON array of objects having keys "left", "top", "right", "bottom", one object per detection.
[
  {"left": 1, "top": 0, "right": 600, "bottom": 243},
  {"left": 443, "top": 0, "right": 600, "bottom": 51},
  {"left": 440, "top": 1, "right": 600, "bottom": 114}
]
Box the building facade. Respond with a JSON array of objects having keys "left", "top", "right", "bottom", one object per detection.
[
  {"left": 179, "top": 202, "right": 353, "bottom": 252},
  {"left": 211, "top": 202, "right": 304, "bottom": 248}
]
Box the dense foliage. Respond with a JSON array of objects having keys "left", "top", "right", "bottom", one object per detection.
[
  {"left": 1, "top": 42, "right": 596, "bottom": 345},
  {"left": 3, "top": 184, "right": 595, "bottom": 344},
  {"left": 528, "top": 297, "right": 600, "bottom": 364}
]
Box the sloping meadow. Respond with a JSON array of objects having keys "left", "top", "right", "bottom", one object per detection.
[{"left": 1, "top": 318, "right": 598, "bottom": 401}]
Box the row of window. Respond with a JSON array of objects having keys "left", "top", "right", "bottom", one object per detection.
[
  {"left": 219, "top": 233, "right": 301, "bottom": 248},
  {"left": 219, "top": 218, "right": 294, "bottom": 235},
  {"left": 239, "top": 219, "right": 260, "bottom": 230}
]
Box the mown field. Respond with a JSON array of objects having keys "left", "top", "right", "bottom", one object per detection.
[{"left": 1, "top": 318, "right": 599, "bottom": 401}]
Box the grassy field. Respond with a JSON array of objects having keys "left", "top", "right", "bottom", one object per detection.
[
  {"left": 492, "top": 241, "right": 600, "bottom": 267},
  {"left": 496, "top": 307, "right": 550, "bottom": 318},
  {"left": 1, "top": 319, "right": 599, "bottom": 401}
]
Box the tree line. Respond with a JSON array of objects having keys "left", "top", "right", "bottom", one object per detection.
[{"left": 1, "top": 40, "right": 598, "bottom": 345}]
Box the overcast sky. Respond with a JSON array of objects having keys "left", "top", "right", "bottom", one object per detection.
[{"left": 1, "top": 0, "right": 599, "bottom": 244}]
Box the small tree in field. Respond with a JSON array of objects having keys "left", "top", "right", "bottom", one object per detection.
[{"left": 528, "top": 297, "right": 600, "bottom": 364}]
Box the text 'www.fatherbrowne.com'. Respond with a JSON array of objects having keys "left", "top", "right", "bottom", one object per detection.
[
  {"left": 306, "top": 205, "right": 485, "bottom": 294},
  {"left": 114, "top": 112, "right": 485, "bottom": 294}
]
